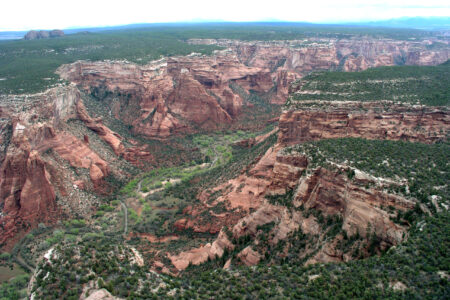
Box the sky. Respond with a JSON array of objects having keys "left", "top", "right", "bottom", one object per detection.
[{"left": 1, "top": 0, "right": 449, "bottom": 31}]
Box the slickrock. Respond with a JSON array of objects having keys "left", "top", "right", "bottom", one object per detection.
[
  {"left": 237, "top": 246, "right": 262, "bottom": 266},
  {"left": 84, "top": 289, "right": 122, "bottom": 300},
  {"left": 168, "top": 230, "right": 234, "bottom": 270}
]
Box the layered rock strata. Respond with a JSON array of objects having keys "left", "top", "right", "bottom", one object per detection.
[
  {"left": 166, "top": 100, "right": 449, "bottom": 272},
  {"left": 0, "top": 86, "right": 152, "bottom": 247},
  {"left": 58, "top": 37, "right": 449, "bottom": 139},
  {"left": 279, "top": 101, "right": 450, "bottom": 145}
]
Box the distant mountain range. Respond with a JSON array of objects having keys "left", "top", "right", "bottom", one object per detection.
[
  {"left": 0, "top": 17, "right": 448, "bottom": 41},
  {"left": 348, "top": 17, "right": 450, "bottom": 30}
]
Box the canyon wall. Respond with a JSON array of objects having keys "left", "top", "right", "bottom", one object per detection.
[
  {"left": 166, "top": 140, "right": 418, "bottom": 272},
  {"left": 2, "top": 36, "right": 449, "bottom": 252},
  {"left": 0, "top": 86, "right": 152, "bottom": 247},
  {"left": 58, "top": 38, "right": 449, "bottom": 139},
  {"left": 191, "top": 38, "right": 449, "bottom": 72},
  {"left": 163, "top": 99, "right": 448, "bottom": 272},
  {"left": 278, "top": 101, "right": 450, "bottom": 145},
  {"left": 57, "top": 55, "right": 275, "bottom": 139}
]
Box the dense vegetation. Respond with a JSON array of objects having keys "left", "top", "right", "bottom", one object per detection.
[
  {"left": 0, "top": 29, "right": 221, "bottom": 94},
  {"left": 128, "top": 128, "right": 277, "bottom": 238},
  {"left": 168, "top": 139, "right": 449, "bottom": 299},
  {"left": 0, "top": 274, "right": 29, "bottom": 299},
  {"left": 22, "top": 212, "right": 450, "bottom": 299},
  {"left": 288, "top": 61, "right": 450, "bottom": 106},
  {"left": 7, "top": 136, "right": 449, "bottom": 299},
  {"left": 171, "top": 211, "right": 449, "bottom": 299},
  {"left": 0, "top": 23, "right": 435, "bottom": 94},
  {"left": 31, "top": 235, "right": 164, "bottom": 299}
]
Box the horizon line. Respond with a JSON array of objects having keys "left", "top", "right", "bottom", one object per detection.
[{"left": 1, "top": 17, "right": 449, "bottom": 32}]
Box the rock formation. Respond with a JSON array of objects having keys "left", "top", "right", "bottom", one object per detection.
[
  {"left": 1, "top": 35, "right": 449, "bottom": 258},
  {"left": 24, "top": 30, "right": 64, "bottom": 40},
  {"left": 57, "top": 37, "right": 449, "bottom": 139},
  {"left": 56, "top": 55, "right": 272, "bottom": 138},
  {"left": 0, "top": 85, "right": 152, "bottom": 247},
  {"left": 162, "top": 101, "right": 448, "bottom": 272},
  {"left": 165, "top": 139, "right": 418, "bottom": 271},
  {"left": 190, "top": 38, "right": 449, "bottom": 72},
  {"left": 278, "top": 101, "right": 450, "bottom": 146}
]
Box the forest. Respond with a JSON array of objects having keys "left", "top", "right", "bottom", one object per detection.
[{"left": 289, "top": 60, "right": 450, "bottom": 106}]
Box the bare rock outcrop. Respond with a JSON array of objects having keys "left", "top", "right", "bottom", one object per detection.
[
  {"left": 163, "top": 98, "right": 448, "bottom": 271},
  {"left": 76, "top": 99, "right": 153, "bottom": 166},
  {"left": 168, "top": 230, "right": 234, "bottom": 270},
  {"left": 58, "top": 38, "right": 449, "bottom": 139},
  {"left": 237, "top": 246, "right": 261, "bottom": 266},
  {"left": 278, "top": 102, "right": 450, "bottom": 146},
  {"left": 0, "top": 85, "right": 152, "bottom": 248},
  {"left": 24, "top": 30, "right": 64, "bottom": 40},
  {"left": 57, "top": 55, "right": 272, "bottom": 138}
]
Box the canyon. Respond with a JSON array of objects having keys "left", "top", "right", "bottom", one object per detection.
[
  {"left": 163, "top": 107, "right": 444, "bottom": 272},
  {"left": 0, "top": 86, "right": 153, "bottom": 247},
  {"left": 57, "top": 37, "right": 449, "bottom": 139},
  {"left": 0, "top": 36, "right": 449, "bottom": 277}
]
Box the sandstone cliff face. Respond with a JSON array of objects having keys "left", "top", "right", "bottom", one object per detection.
[
  {"left": 57, "top": 38, "right": 449, "bottom": 139},
  {"left": 57, "top": 54, "right": 272, "bottom": 139},
  {"left": 163, "top": 99, "right": 448, "bottom": 272},
  {"left": 0, "top": 85, "right": 152, "bottom": 247},
  {"left": 76, "top": 99, "right": 154, "bottom": 167},
  {"left": 278, "top": 101, "right": 450, "bottom": 146},
  {"left": 191, "top": 38, "right": 449, "bottom": 73},
  {"left": 167, "top": 143, "right": 417, "bottom": 271}
]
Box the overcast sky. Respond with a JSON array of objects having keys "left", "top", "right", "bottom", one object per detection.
[{"left": 1, "top": 0, "right": 449, "bottom": 31}]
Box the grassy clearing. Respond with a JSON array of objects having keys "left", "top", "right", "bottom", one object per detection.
[{"left": 0, "top": 265, "right": 26, "bottom": 283}]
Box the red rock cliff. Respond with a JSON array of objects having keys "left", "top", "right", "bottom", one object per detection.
[
  {"left": 58, "top": 38, "right": 449, "bottom": 139},
  {"left": 278, "top": 101, "right": 449, "bottom": 145},
  {"left": 0, "top": 86, "right": 152, "bottom": 247}
]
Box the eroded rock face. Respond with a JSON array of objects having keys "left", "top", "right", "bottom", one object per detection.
[
  {"left": 237, "top": 246, "right": 261, "bottom": 266},
  {"left": 57, "top": 38, "right": 448, "bottom": 139},
  {"left": 0, "top": 85, "right": 152, "bottom": 247},
  {"left": 163, "top": 97, "right": 449, "bottom": 271},
  {"left": 76, "top": 99, "right": 154, "bottom": 167},
  {"left": 3, "top": 36, "right": 449, "bottom": 258},
  {"left": 193, "top": 38, "right": 449, "bottom": 70},
  {"left": 57, "top": 55, "right": 270, "bottom": 138},
  {"left": 83, "top": 289, "right": 121, "bottom": 300},
  {"left": 167, "top": 146, "right": 416, "bottom": 271},
  {"left": 168, "top": 230, "right": 234, "bottom": 270},
  {"left": 0, "top": 147, "right": 57, "bottom": 239},
  {"left": 278, "top": 102, "right": 450, "bottom": 146}
]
